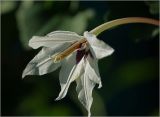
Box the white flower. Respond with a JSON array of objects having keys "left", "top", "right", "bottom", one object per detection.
[{"left": 22, "top": 31, "right": 114, "bottom": 116}]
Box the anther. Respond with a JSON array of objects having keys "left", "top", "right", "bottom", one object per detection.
[{"left": 53, "top": 55, "right": 61, "bottom": 63}]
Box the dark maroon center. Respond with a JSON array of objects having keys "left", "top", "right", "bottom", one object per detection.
[
  {"left": 76, "top": 49, "right": 93, "bottom": 64},
  {"left": 76, "top": 42, "right": 94, "bottom": 64},
  {"left": 76, "top": 49, "right": 86, "bottom": 64}
]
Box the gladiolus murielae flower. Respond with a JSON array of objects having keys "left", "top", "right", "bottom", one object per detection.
[
  {"left": 23, "top": 31, "right": 114, "bottom": 116},
  {"left": 22, "top": 17, "right": 159, "bottom": 117}
]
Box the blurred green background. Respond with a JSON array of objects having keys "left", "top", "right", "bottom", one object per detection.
[{"left": 1, "top": 1, "right": 159, "bottom": 116}]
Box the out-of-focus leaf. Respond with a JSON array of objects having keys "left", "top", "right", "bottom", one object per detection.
[
  {"left": 145, "top": 1, "right": 159, "bottom": 15},
  {"left": 17, "top": 1, "right": 94, "bottom": 50},
  {"left": 35, "top": 15, "right": 63, "bottom": 35},
  {"left": 91, "top": 91, "right": 107, "bottom": 116},
  {"left": 1, "top": 1, "right": 17, "bottom": 14},
  {"left": 16, "top": 1, "right": 47, "bottom": 50},
  {"left": 37, "top": 9, "right": 95, "bottom": 35},
  {"left": 57, "top": 9, "right": 95, "bottom": 34},
  {"left": 69, "top": 1, "right": 79, "bottom": 12},
  {"left": 114, "top": 58, "right": 158, "bottom": 85},
  {"left": 16, "top": 80, "right": 74, "bottom": 116},
  {"left": 43, "top": 1, "right": 55, "bottom": 10},
  {"left": 49, "top": 104, "right": 73, "bottom": 116},
  {"left": 105, "top": 58, "right": 158, "bottom": 100},
  {"left": 150, "top": 109, "right": 159, "bottom": 116}
]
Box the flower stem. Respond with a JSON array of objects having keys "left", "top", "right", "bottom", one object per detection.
[
  {"left": 53, "top": 17, "right": 159, "bottom": 62},
  {"left": 90, "top": 17, "right": 159, "bottom": 36}
]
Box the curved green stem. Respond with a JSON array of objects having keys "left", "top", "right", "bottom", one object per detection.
[
  {"left": 53, "top": 17, "right": 159, "bottom": 62},
  {"left": 90, "top": 17, "right": 159, "bottom": 36}
]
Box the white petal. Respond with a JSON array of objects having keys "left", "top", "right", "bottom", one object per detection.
[
  {"left": 29, "top": 31, "right": 83, "bottom": 49},
  {"left": 47, "top": 31, "right": 81, "bottom": 37},
  {"left": 76, "top": 75, "right": 95, "bottom": 117},
  {"left": 76, "top": 75, "right": 94, "bottom": 117},
  {"left": 86, "top": 55, "right": 102, "bottom": 88},
  {"left": 76, "top": 68, "right": 93, "bottom": 116},
  {"left": 84, "top": 31, "right": 114, "bottom": 59},
  {"left": 56, "top": 53, "right": 84, "bottom": 100},
  {"left": 76, "top": 58, "right": 102, "bottom": 117},
  {"left": 22, "top": 46, "right": 66, "bottom": 78}
]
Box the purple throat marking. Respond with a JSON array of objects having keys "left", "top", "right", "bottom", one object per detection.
[{"left": 76, "top": 49, "right": 93, "bottom": 64}]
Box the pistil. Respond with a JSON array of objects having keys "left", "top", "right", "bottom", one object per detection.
[{"left": 53, "top": 38, "right": 87, "bottom": 63}]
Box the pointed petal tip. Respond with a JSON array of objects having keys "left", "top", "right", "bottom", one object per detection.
[
  {"left": 55, "top": 97, "right": 61, "bottom": 101},
  {"left": 110, "top": 48, "right": 115, "bottom": 54},
  {"left": 22, "top": 71, "right": 26, "bottom": 79},
  {"left": 98, "top": 82, "right": 102, "bottom": 89},
  {"left": 55, "top": 94, "right": 64, "bottom": 101},
  {"left": 22, "top": 67, "right": 29, "bottom": 79},
  {"left": 22, "top": 73, "right": 28, "bottom": 79},
  {"left": 55, "top": 92, "right": 67, "bottom": 101},
  {"left": 22, "top": 76, "right": 25, "bottom": 79},
  {"left": 88, "top": 110, "right": 91, "bottom": 117},
  {"left": 98, "top": 85, "right": 102, "bottom": 89},
  {"left": 22, "top": 69, "right": 31, "bottom": 79},
  {"left": 105, "top": 47, "right": 115, "bottom": 57},
  {"left": 28, "top": 36, "right": 38, "bottom": 49}
]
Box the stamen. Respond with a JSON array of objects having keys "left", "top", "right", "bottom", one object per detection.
[
  {"left": 54, "top": 56, "right": 61, "bottom": 63},
  {"left": 53, "top": 38, "right": 87, "bottom": 63}
]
